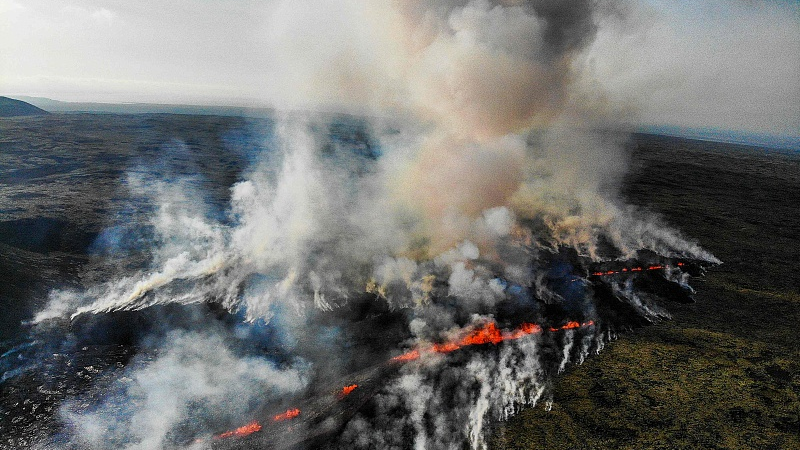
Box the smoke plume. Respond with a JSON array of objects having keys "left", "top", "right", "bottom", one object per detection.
[{"left": 31, "top": 1, "right": 720, "bottom": 448}]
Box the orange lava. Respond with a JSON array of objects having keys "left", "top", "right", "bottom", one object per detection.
[
  {"left": 462, "top": 322, "right": 504, "bottom": 346},
  {"left": 393, "top": 320, "right": 594, "bottom": 361},
  {"left": 273, "top": 408, "right": 300, "bottom": 422},
  {"left": 591, "top": 263, "right": 680, "bottom": 277},
  {"left": 549, "top": 321, "right": 582, "bottom": 332},
  {"left": 391, "top": 349, "right": 421, "bottom": 362},
  {"left": 504, "top": 322, "right": 543, "bottom": 340},
  {"left": 214, "top": 421, "right": 262, "bottom": 439},
  {"left": 432, "top": 342, "right": 461, "bottom": 353},
  {"left": 340, "top": 384, "right": 358, "bottom": 397}
]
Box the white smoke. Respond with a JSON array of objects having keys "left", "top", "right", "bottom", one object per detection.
[
  {"left": 57, "top": 331, "right": 307, "bottom": 450},
  {"left": 339, "top": 332, "right": 580, "bottom": 450},
  {"left": 31, "top": 1, "right": 722, "bottom": 448},
  {"left": 36, "top": 0, "right": 718, "bottom": 322}
]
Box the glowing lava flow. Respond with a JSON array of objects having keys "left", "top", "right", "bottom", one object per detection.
[
  {"left": 590, "top": 262, "right": 683, "bottom": 277},
  {"left": 549, "top": 321, "right": 581, "bottom": 332},
  {"left": 273, "top": 408, "right": 301, "bottom": 422},
  {"left": 210, "top": 410, "right": 299, "bottom": 441},
  {"left": 339, "top": 384, "right": 359, "bottom": 398},
  {"left": 211, "top": 320, "right": 594, "bottom": 442},
  {"left": 390, "top": 349, "right": 421, "bottom": 362},
  {"left": 213, "top": 421, "right": 262, "bottom": 439},
  {"left": 391, "top": 320, "right": 593, "bottom": 363}
]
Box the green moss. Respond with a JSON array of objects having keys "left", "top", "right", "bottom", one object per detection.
[{"left": 494, "top": 324, "right": 799, "bottom": 449}]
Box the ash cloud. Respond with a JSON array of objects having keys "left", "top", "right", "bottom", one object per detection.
[{"left": 30, "top": 1, "right": 723, "bottom": 448}]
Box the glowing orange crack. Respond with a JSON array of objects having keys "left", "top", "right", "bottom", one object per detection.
[
  {"left": 339, "top": 384, "right": 358, "bottom": 398},
  {"left": 273, "top": 408, "right": 301, "bottom": 422},
  {"left": 213, "top": 421, "right": 262, "bottom": 440},
  {"left": 390, "top": 349, "right": 421, "bottom": 362},
  {"left": 590, "top": 263, "right": 679, "bottom": 277},
  {"left": 391, "top": 320, "right": 593, "bottom": 362}
]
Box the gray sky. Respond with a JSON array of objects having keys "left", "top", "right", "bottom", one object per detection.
[{"left": 1, "top": 0, "right": 798, "bottom": 135}]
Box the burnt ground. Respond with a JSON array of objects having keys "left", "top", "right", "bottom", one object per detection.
[{"left": 492, "top": 135, "right": 800, "bottom": 449}]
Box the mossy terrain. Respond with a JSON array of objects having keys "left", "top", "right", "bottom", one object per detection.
[{"left": 493, "top": 135, "right": 800, "bottom": 449}]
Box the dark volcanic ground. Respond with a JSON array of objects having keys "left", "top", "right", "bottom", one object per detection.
[
  {"left": 1, "top": 114, "right": 798, "bottom": 449},
  {"left": 0, "top": 113, "right": 269, "bottom": 340}
]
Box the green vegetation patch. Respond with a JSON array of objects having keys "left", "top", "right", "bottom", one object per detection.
[{"left": 494, "top": 324, "right": 799, "bottom": 449}]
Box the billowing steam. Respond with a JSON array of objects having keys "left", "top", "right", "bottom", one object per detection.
[
  {"left": 30, "top": 1, "right": 719, "bottom": 449},
  {"left": 61, "top": 331, "right": 307, "bottom": 450}
]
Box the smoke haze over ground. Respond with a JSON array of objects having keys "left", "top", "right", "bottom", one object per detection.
[{"left": 0, "top": 1, "right": 746, "bottom": 449}]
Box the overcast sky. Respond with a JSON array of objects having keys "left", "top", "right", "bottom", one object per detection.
[{"left": 1, "top": 0, "right": 798, "bottom": 135}]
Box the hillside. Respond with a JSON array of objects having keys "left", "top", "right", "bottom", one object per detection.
[{"left": 0, "top": 97, "right": 50, "bottom": 117}]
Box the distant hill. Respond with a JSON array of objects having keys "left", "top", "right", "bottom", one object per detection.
[
  {"left": 11, "top": 96, "right": 374, "bottom": 123},
  {"left": 0, "top": 96, "right": 50, "bottom": 117},
  {"left": 640, "top": 124, "right": 800, "bottom": 152},
  {"left": 12, "top": 95, "right": 273, "bottom": 118}
]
